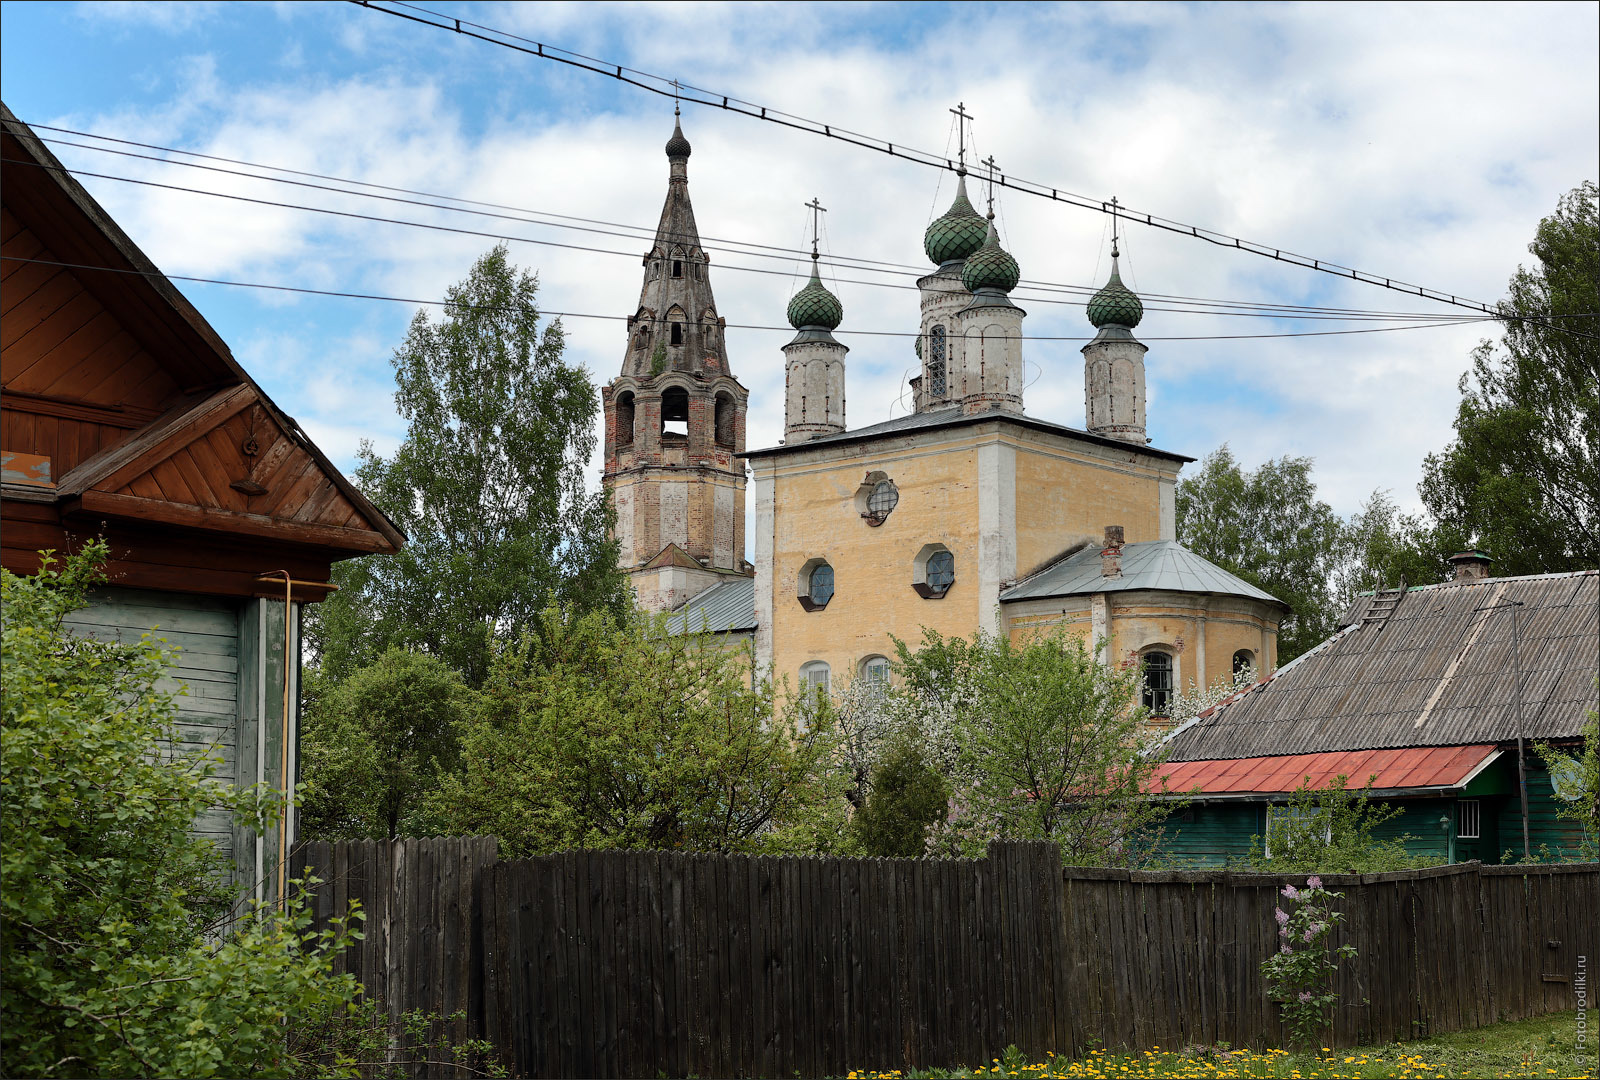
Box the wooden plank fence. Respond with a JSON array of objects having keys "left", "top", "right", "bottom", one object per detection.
[{"left": 292, "top": 840, "right": 1597, "bottom": 1078}]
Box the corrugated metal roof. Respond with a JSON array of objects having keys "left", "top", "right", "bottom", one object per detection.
[
  {"left": 1151, "top": 745, "right": 1499, "bottom": 796},
  {"left": 1162, "top": 571, "right": 1599, "bottom": 761},
  {"left": 741, "top": 406, "right": 1193, "bottom": 463},
  {"left": 1001, "top": 540, "right": 1283, "bottom": 605},
  {"left": 666, "top": 576, "right": 757, "bottom": 634}
]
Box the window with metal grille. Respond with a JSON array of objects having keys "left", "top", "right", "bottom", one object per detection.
[
  {"left": 864, "top": 479, "right": 899, "bottom": 525},
  {"left": 808, "top": 563, "right": 834, "bottom": 608},
  {"left": 1457, "top": 799, "right": 1481, "bottom": 839},
  {"left": 1142, "top": 651, "right": 1174, "bottom": 715},
  {"left": 928, "top": 325, "right": 947, "bottom": 397},
  {"left": 926, "top": 550, "right": 955, "bottom": 593}
]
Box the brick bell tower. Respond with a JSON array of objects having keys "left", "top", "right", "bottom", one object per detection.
[{"left": 602, "top": 111, "right": 751, "bottom": 613}]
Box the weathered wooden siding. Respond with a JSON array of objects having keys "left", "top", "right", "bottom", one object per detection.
[
  {"left": 1149, "top": 803, "right": 1262, "bottom": 865},
  {"left": 64, "top": 587, "right": 241, "bottom": 860}
]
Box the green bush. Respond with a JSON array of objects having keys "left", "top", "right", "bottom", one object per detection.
[
  {"left": 1, "top": 544, "right": 361, "bottom": 1078},
  {"left": 849, "top": 738, "right": 950, "bottom": 857}
]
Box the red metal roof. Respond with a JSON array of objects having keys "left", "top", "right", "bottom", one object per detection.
[{"left": 1150, "top": 744, "right": 1499, "bottom": 796}]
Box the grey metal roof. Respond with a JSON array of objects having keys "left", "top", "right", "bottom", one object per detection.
[
  {"left": 666, "top": 576, "right": 757, "bottom": 634},
  {"left": 1000, "top": 540, "right": 1283, "bottom": 605},
  {"left": 741, "top": 406, "right": 1193, "bottom": 464},
  {"left": 1162, "top": 571, "right": 1600, "bottom": 761}
]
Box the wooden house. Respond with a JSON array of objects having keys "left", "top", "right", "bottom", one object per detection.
[
  {"left": 1148, "top": 554, "right": 1598, "bottom": 865},
  {"left": 1, "top": 105, "right": 404, "bottom": 899}
]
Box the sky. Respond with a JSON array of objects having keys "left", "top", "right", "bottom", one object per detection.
[{"left": 3, "top": 1, "right": 1596, "bottom": 539}]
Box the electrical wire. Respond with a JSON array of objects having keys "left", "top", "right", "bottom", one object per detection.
[
  {"left": 353, "top": 0, "right": 1510, "bottom": 316},
  {"left": 9, "top": 118, "right": 1509, "bottom": 323},
  {"left": 0, "top": 254, "right": 1500, "bottom": 341},
  {"left": 11, "top": 151, "right": 1570, "bottom": 334}
]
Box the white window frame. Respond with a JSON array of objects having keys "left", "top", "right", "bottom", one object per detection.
[
  {"left": 1457, "top": 798, "right": 1481, "bottom": 839},
  {"left": 1264, "top": 804, "right": 1331, "bottom": 859},
  {"left": 859, "top": 655, "right": 889, "bottom": 690}
]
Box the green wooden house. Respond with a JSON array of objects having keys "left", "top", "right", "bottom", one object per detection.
[
  {"left": 1, "top": 106, "right": 405, "bottom": 900},
  {"left": 1147, "top": 554, "right": 1596, "bottom": 866}
]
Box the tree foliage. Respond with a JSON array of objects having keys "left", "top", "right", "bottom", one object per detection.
[
  {"left": 1, "top": 545, "right": 360, "bottom": 1079},
  {"left": 432, "top": 609, "right": 849, "bottom": 857},
  {"left": 1421, "top": 181, "right": 1599, "bottom": 576},
  {"left": 298, "top": 648, "right": 472, "bottom": 841},
  {"left": 1245, "top": 774, "right": 1426, "bottom": 874},
  {"left": 892, "top": 628, "right": 1177, "bottom": 865},
  {"left": 847, "top": 737, "right": 950, "bottom": 858},
  {"left": 309, "top": 245, "right": 626, "bottom": 687},
  {"left": 1175, "top": 446, "right": 1348, "bottom": 662}
]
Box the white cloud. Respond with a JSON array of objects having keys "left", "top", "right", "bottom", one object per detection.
[{"left": 38, "top": 0, "right": 1598, "bottom": 537}]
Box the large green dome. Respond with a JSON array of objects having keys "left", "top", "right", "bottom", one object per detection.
[
  {"left": 1086, "top": 260, "right": 1143, "bottom": 329},
  {"left": 787, "top": 264, "right": 843, "bottom": 330},
  {"left": 923, "top": 175, "right": 988, "bottom": 266},
  {"left": 961, "top": 220, "right": 1020, "bottom": 293}
]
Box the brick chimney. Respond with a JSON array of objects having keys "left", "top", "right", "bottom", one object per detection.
[
  {"left": 1448, "top": 549, "right": 1493, "bottom": 583},
  {"left": 1101, "top": 525, "right": 1125, "bottom": 579}
]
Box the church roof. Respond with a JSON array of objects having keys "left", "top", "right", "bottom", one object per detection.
[
  {"left": 667, "top": 575, "right": 757, "bottom": 634},
  {"left": 1000, "top": 540, "right": 1283, "bottom": 605},
  {"left": 741, "top": 405, "right": 1193, "bottom": 463}
]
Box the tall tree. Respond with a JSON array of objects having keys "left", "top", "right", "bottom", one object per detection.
[
  {"left": 309, "top": 245, "right": 626, "bottom": 687},
  {"left": 1174, "top": 446, "right": 1347, "bottom": 662},
  {"left": 1420, "top": 181, "right": 1599, "bottom": 576}
]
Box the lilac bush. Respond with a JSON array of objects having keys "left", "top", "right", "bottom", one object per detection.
[{"left": 1259, "top": 876, "right": 1357, "bottom": 1047}]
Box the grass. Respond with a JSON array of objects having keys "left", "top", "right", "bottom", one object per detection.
[{"left": 842, "top": 1012, "right": 1596, "bottom": 1079}]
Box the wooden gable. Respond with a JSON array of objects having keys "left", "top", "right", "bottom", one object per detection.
[{"left": 1, "top": 104, "right": 402, "bottom": 599}]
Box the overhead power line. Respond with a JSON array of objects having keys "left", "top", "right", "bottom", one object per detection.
[
  {"left": 16, "top": 152, "right": 1585, "bottom": 339},
  {"left": 0, "top": 255, "right": 1497, "bottom": 342},
  {"left": 352, "top": 0, "right": 1507, "bottom": 316},
  {"left": 6, "top": 118, "right": 1494, "bottom": 325}
]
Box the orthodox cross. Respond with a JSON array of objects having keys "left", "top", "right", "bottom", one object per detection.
[
  {"left": 949, "top": 102, "right": 973, "bottom": 171},
  {"left": 1110, "top": 195, "right": 1121, "bottom": 258},
  {"left": 805, "top": 196, "right": 827, "bottom": 260},
  {"left": 672, "top": 79, "right": 681, "bottom": 117},
  {"left": 980, "top": 154, "right": 1001, "bottom": 217}
]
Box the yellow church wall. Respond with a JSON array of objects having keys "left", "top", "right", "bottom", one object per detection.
[
  {"left": 765, "top": 431, "right": 989, "bottom": 691},
  {"left": 1010, "top": 436, "right": 1174, "bottom": 577}
]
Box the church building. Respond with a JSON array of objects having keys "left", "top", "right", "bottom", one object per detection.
[{"left": 604, "top": 118, "right": 1286, "bottom": 716}]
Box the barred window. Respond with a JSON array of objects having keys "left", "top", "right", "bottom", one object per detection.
[
  {"left": 1142, "top": 651, "right": 1174, "bottom": 716},
  {"left": 928, "top": 325, "right": 947, "bottom": 397},
  {"left": 865, "top": 479, "right": 899, "bottom": 524},
  {"left": 926, "top": 550, "right": 955, "bottom": 593},
  {"left": 807, "top": 562, "right": 834, "bottom": 608},
  {"left": 1457, "top": 799, "right": 1481, "bottom": 839}
]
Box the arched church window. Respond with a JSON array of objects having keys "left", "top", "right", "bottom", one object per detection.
[
  {"left": 615, "top": 391, "right": 635, "bottom": 446},
  {"left": 673, "top": 259, "right": 683, "bottom": 278},
  {"left": 1233, "top": 650, "right": 1256, "bottom": 678},
  {"left": 714, "top": 392, "right": 735, "bottom": 448},
  {"left": 928, "top": 325, "right": 947, "bottom": 397},
  {"left": 670, "top": 322, "right": 684, "bottom": 346},
  {"left": 860, "top": 655, "right": 889, "bottom": 690},
  {"left": 1142, "top": 651, "right": 1174, "bottom": 716},
  {"left": 661, "top": 386, "right": 689, "bottom": 439}
]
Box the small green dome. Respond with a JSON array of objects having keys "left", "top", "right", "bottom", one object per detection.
[
  {"left": 923, "top": 175, "right": 988, "bottom": 265},
  {"left": 1086, "top": 260, "right": 1143, "bottom": 329},
  {"left": 787, "top": 263, "right": 843, "bottom": 330},
  {"left": 665, "top": 118, "right": 691, "bottom": 159},
  {"left": 961, "top": 219, "right": 1020, "bottom": 293}
]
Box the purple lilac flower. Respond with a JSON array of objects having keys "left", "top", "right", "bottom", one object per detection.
[
  {"left": 1274, "top": 908, "right": 1290, "bottom": 926},
  {"left": 1307, "top": 876, "right": 1322, "bottom": 890},
  {"left": 1282, "top": 885, "right": 1300, "bottom": 901},
  {"left": 1281, "top": 944, "right": 1291, "bottom": 954},
  {"left": 1303, "top": 928, "right": 1317, "bottom": 942},
  {"left": 1298, "top": 991, "right": 1314, "bottom": 1003}
]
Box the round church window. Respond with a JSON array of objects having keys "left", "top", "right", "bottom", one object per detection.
[{"left": 865, "top": 479, "right": 899, "bottom": 526}]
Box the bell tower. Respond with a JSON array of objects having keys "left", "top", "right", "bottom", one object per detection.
[{"left": 602, "top": 112, "right": 751, "bottom": 612}]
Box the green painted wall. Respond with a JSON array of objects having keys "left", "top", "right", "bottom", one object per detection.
[
  {"left": 66, "top": 587, "right": 301, "bottom": 898},
  {"left": 1147, "top": 803, "right": 1263, "bottom": 866}
]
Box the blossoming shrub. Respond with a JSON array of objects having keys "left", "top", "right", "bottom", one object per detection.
[{"left": 1260, "top": 877, "right": 1358, "bottom": 1047}]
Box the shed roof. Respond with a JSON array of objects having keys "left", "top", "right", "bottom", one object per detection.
[
  {"left": 667, "top": 576, "right": 757, "bottom": 634},
  {"left": 1001, "top": 540, "right": 1284, "bottom": 606},
  {"left": 1161, "top": 571, "right": 1599, "bottom": 761},
  {"left": 1151, "top": 745, "right": 1500, "bottom": 799}
]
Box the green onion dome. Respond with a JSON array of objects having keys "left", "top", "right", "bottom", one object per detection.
[
  {"left": 786, "top": 263, "right": 843, "bottom": 330},
  {"left": 1086, "top": 259, "right": 1143, "bottom": 329},
  {"left": 960, "top": 219, "right": 1021, "bottom": 293},
  {"left": 923, "top": 175, "right": 989, "bottom": 266},
  {"left": 665, "top": 118, "right": 692, "bottom": 159}
]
